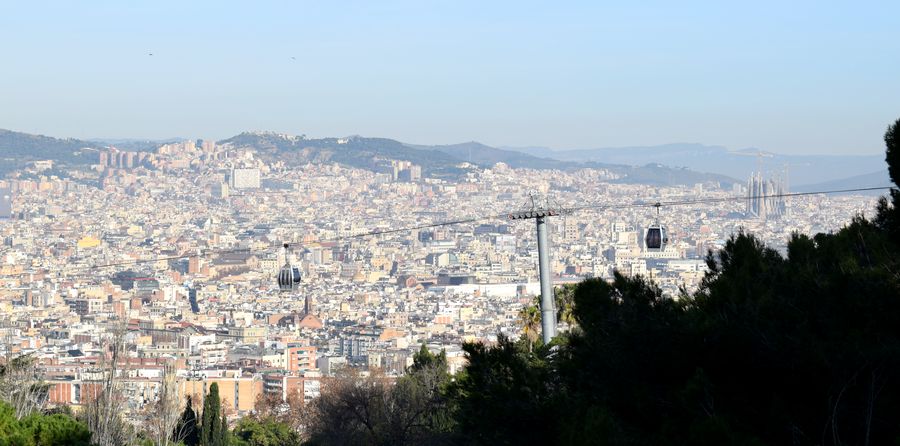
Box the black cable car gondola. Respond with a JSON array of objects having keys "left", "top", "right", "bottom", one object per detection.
[
  {"left": 277, "top": 243, "right": 301, "bottom": 292},
  {"left": 645, "top": 202, "right": 668, "bottom": 252}
]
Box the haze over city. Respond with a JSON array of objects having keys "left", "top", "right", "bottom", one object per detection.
[
  {"left": 2, "top": 1, "right": 898, "bottom": 154},
  {"left": 1, "top": 2, "right": 900, "bottom": 446}
]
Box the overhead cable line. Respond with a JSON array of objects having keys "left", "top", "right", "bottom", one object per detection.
[
  {"left": 566, "top": 186, "right": 892, "bottom": 212},
  {"left": 2, "top": 185, "right": 891, "bottom": 279}
]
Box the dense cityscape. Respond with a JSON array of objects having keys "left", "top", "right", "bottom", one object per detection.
[
  {"left": 0, "top": 136, "right": 877, "bottom": 424},
  {"left": 2, "top": 2, "right": 897, "bottom": 444}
]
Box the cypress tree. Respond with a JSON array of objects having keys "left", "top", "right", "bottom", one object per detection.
[
  {"left": 200, "top": 383, "right": 223, "bottom": 446},
  {"left": 219, "top": 411, "right": 229, "bottom": 446}
]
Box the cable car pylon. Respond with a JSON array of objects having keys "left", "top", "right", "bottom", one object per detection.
[{"left": 508, "top": 192, "right": 563, "bottom": 345}]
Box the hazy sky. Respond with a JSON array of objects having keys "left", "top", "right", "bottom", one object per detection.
[{"left": 1, "top": 1, "right": 898, "bottom": 154}]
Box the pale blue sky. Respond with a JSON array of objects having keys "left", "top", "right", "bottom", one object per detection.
[{"left": 0, "top": 1, "right": 897, "bottom": 154}]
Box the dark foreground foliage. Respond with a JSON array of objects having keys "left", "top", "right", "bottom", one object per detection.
[
  {"left": 303, "top": 118, "right": 900, "bottom": 445},
  {"left": 442, "top": 118, "right": 900, "bottom": 446},
  {"left": 0, "top": 401, "right": 92, "bottom": 446},
  {"left": 9, "top": 120, "right": 899, "bottom": 445},
  {"left": 305, "top": 215, "right": 900, "bottom": 445},
  {"left": 303, "top": 345, "right": 456, "bottom": 446}
]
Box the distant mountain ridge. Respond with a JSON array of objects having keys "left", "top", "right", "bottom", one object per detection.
[
  {"left": 221, "top": 132, "right": 738, "bottom": 186},
  {"left": 0, "top": 128, "right": 741, "bottom": 186},
  {"left": 792, "top": 170, "right": 891, "bottom": 194},
  {"left": 87, "top": 137, "right": 186, "bottom": 152},
  {"left": 0, "top": 129, "right": 102, "bottom": 173},
  {"left": 502, "top": 143, "right": 885, "bottom": 187},
  {"left": 219, "top": 132, "right": 468, "bottom": 179},
  {"left": 0, "top": 130, "right": 189, "bottom": 175},
  {"left": 406, "top": 141, "right": 575, "bottom": 170}
]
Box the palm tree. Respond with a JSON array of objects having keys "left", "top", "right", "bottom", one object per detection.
[{"left": 518, "top": 303, "right": 541, "bottom": 351}]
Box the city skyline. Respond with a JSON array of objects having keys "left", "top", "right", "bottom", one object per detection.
[
  {"left": 1, "top": 0, "right": 899, "bottom": 441},
  {"left": 1, "top": 1, "right": 898, "bottom": 155}
]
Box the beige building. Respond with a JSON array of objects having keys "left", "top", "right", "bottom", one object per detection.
[
  {"left": 226, "top": 326, "right": 267, "bottom": 344},
  {"left": 181, "top": 376, "right": 262, "bottom": 414}
]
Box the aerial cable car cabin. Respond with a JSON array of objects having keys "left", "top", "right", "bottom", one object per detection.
[
  {"left": 645, "top": 203, "right": 669, "bottom": 252},
  {"left": 277, "top": 243, "right": 302, "bottom": 292}
]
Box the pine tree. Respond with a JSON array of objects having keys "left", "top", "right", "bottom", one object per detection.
[
  {"left": 876, "top": 118, "right": 900, "bottom": 236},
  {"left": 200, "top": 383, "right": 223, "bottom": 446},
  {"left": 885, "top": 118, "right": 900, "bottom": 186}
]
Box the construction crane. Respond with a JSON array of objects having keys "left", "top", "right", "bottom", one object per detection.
[{"left": 729, "top": 149, "right": 775, "bottom": 175}]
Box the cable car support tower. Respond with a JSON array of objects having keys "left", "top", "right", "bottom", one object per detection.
[{"left": 508, "top": 193, "right": 563, "bottom": 345}]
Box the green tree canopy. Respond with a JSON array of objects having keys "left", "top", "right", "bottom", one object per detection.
[
  {"left": 445, "top": 117, "right": 900, "bottom": 445},
  {"left": 304, "top": 349, "right": 455, "bottom": 446},
  {"left": 231, "top": 418, "right": 301, "bottom": 446},
  {"left": 200, "top": 383, "right": 228, "bottom": 446},
  {"left": 449, "top": 336, "right": 557, "bottom": 446},
  {"left": 175, "top": 396, "right": 199, "bottom": 446},
  {"left": 877, "top": 117, "right": 900, "bottom": 238},
  {"left": 0, "top": 401, "right": 91, "bottom": 446}
]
